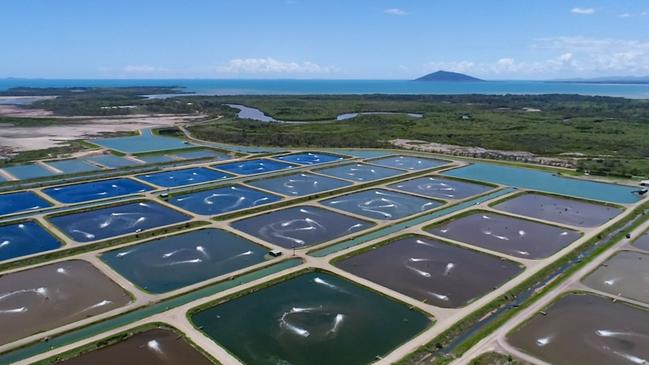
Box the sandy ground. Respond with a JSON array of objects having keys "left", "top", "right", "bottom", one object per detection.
[
  {"left": 0, "top": 104, "right": 54, "bottom": 117},
  {"left": 0, "top": 114, "right": 206, "bottom": 152}
]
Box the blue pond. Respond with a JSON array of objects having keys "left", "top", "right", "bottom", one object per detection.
[
  {"left": 101, "top": 228, "right": 268, "bottom": 293},
  {"left": 248, "top": 173, "right": 352, "bottom": 196},
  {"left": 214, "top": 159, "right": 295, "bottom": 175},
  {"left": 84, "top": 155, "right": 141, "bottom": 168},
  {"left": 277, "top": 152, "right": 344, "bottom": 165},
  {"left": 0, "top": 191, "right": 52, "bottom": 216},
  {"left": 137, "top": 167, "right": 232, "bottom": 188},
  {"left": 444, "top": 163, "right": 641, "bottom": 204},
  {"left": 0, "top": 221, "right": 61, "bottom": 261},
  {"left": 169, "top": 185, "right": 281, "bottom": 216},
  {"left": 173, "top": 149, "right": 229, "bottom": 160},
  {"left": 321, "top": 189, "right": 441, "bottom": 220},
  {"left": 135, "top": 154, "right": 177, "bottom": 164},
  {"left": 48, "top": 201, "right": 190, "bottom": 242},
  {"left": 90, "top": 129, "right": 194, "bottom": 154},
  {"left": 369, "top": 155, "right": 446, "bottom": 171},
  {"left": 3, "top": 164, "right": 56, "bottom": 180},
  {"left": 317, "top": 163, "right": 404, "bottom": 182},
  {"left": 43, "top": 178, "right": 152, "bottom": 204},
  {"left": 45, "top": 159, "right": 101, "bottom": 174}
]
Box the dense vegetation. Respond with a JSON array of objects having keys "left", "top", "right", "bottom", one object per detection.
[{"left": 9, "top": 87, "right": 649, "bottom": 177}]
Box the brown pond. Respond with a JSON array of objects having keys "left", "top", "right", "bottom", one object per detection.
[
  {"left": 494, "top": 193, "right": 621, "bottom": 227},
  {"left": 426, "top": 212, "right": 580, "bottom": 259},
  {"left": 582, "top": 251, "right": 649, "bottom": 305},
  {"left": 633, "top": 232, "right": 649, "bottom": 252},
  {"left": 335, "top": 236, "right": 523, "bottom": 308},
  {"left": 55, "top": 328, "right": 214, "bottom": 364},
  {"left": 0, "top": 260, "right": 130, "bottom": 345},
  {"left": 508, "top": 293, "right": 649, "bottom": 365}
]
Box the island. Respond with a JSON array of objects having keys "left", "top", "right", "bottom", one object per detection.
[{"left": 414, "top": 70, "right": 484, "bottom": 82}]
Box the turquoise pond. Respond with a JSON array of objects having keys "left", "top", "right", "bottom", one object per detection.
[
  {"left": 2, "top": 164, "right": 56, "bottom": 180},
  {"left": 443, "top": 163, "right": 642, "bottom": 204},
  {"left": 90, "top": 129, "right": 194, "bottom": 154},
  {"left": 45, "top": 159, "right": 101, "bottom": 174},
  {"left": 84, "top": 155, "right": 141, "bottom": 168}
]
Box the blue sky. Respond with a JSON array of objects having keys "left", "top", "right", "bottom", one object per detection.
[{"left": 1, "top": 0, "right": 648, "bottom": 79}]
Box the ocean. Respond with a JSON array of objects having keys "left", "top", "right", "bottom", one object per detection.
[{"left": 1, "top": 78, "right": 649, "bottom": 98}]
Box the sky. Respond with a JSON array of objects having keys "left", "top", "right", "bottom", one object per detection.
[{"left": 1, "top": 0, "right": 649, "bottom": 80}]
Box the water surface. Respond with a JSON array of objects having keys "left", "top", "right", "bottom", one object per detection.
[
  {"left": 494, "top": 193, "right": 622, "bottom": 227},
  {"left": 2, "top": 163, "right": 56, "bottom": 180},
  {"left": 45, "top": 159, "right": 101, "bottom": 174},
  {"left": 169, "top": 184, "right": 281, "bottom": 216},
  {"left": 508, "top": 293, "right": 649, "bottom": 365},
  {"left": 277, "top": 152, "right": 345, "bottom": 165},
  {"left": 582, "top": 251, "right": 649, "bottom": 305},
  {"left": 231, "top": 206, "right": 373, "bottom": 248},
  {"left": 321, "top": 189, "right": 440, "bottom": 220},
  {"left": 0, "top": 220, "right": 61, "bottom": 261},
  {"left": 137, "top": 167, "right": 231, "bottom": 188},
  {"left": 369, "top": 155, "right": 446, "bottom": 171},
  {"left": 427, "top": 212, "right": 580, "bottom": 259},
  {"left": 102, "top": 228, "right": 268, "bottom": 293},
  {"left": 248, "top": 172, "right": 351, "bottom": 196},
  {"left": 0, "top": 191, "right": 51, "bottom": 216},
  {"left": 214, "top": 158, "right": 295, "bottom": 175},
  {"left": 48, "top": 201, "right": 190, "bottom": 242},
  {"left": 0, "top": 260, "right": 130, "bottom": 345},
  {"left": 443, "top": 163, "right": 641, "bottom": 204},
  {"left": 43, "top": 178, "right": 152, "bottom": 203},
  {"left": 317, "top": 163, "right": 403, "bottom": 182},
  {"left": 388, "top": 176, "right": 493, "bottom": 200},
  {"left": 336, "top": 236, "right": 522, "bottom": 308},
  {"left": 84, "top": 155, "right": 141, "bottom": 169},
  {"left": 190, "top": 272, "right": 431, "bottom": 365},
  {"left": 54, "top": 328, "right": 214, "bottom": 365}
]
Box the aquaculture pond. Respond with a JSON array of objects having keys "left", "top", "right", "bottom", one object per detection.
[
  {"left": 45, "top": 159, "right": 100, "bottom": 174},
  {"left": 582, "top": 251, "right": 649, "bottom": 305},
  {"left": 494, "top": 193, "right": 622, "bottom": 227},
  {"left": 43, "top": 178, "right": 152, "bottom": 204},
  {"left": 321, "top": 189, "right": 441, "bottom": 220},
  {"left": 443, "top": 163, "right": 641, "bottom": 204},
  {"left": 2, "top": 163, "right": 56, "bottom": 180},
  {"left": 169, "top": 185, "right": 281, "bottom": 216},
  {"left": 276, "top": 152, "right": 345, "bottom": 165},
  {"left": 633, "top": 232, "right": 649, "bottom": 251},
  {"left": 136, "top": 167, "right": 232, "bottom": 188},
  {"left": 507, "top": 293, "right": 649, "bottom": 365},
  {"left": 0, "top": 260, "right": 130, "bottom": 345},
  {"left": 0, "top": 191, "right": 51, "bottom": 216},
  {"left": 54, "top": 328, "right": 214, "bottom": 365},
  {"left": 102, "top": 228, "right": 268, "bottom": 293},
  {"left": 190, "top": 271, "right": 431, "bottom": 365},
  {"left": 84, "top": 155, "right": 141, "bottom": 169},
  {"left": 336, "top": 236, "right": 522, "bottom": 308},
  {"left": 231, "top": 206, "right": 374, "bottom": 249},
  {"left": 388, "top": 176, "right": 493, "bottom": 200},
  {"left": 90, "top": 129, "right": 194, "bottom": 154},
  {"left": 369, "top": 155, "right": 446, "bottom": 171},
  {"left": 0, "top": 220, "right": 62, "bottom": 261},
  {"left": 248, "top": 172, "right": 351, "bottom": 196},
  {"left": 427, "top": 212, "right": 580, "bottom": 259},
  {"left": 48, "top": 201, "right": 190, "bottom": 242},
  {"left": 135, "top": 154, "right": 177, "bottom": 164},
  {"left": 214, "top": 158, "right": 295, "bottom": 175},
  {"left": 317, "top": 163, "right": 403, "bottom": 182},
  {"left": 173, "top": 149, "right": 229, "bottom": 160}
]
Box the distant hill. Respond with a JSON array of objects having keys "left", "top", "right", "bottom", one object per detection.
[{"left": 415, "top": 70, "right": 484, "bottom": 82}]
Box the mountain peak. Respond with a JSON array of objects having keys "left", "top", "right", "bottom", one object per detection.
[{"left": 414, "top": 70, "right": 484, "bottom": 82}]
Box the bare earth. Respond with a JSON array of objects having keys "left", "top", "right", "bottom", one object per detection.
[{"left": 0, "top": 113, "right": 206, "bottom": 152}]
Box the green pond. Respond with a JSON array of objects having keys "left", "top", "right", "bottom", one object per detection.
[{"left": 190, "top": 271, "right": 431, "bottom": 365}]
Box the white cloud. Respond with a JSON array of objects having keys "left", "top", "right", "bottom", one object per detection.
[
  {"left": 618, "top": 12, "right": 632, "bottom": 18},
  {"left": 217, "top": 57, "right": 333, "bottom": 74},
  {"left": 384, "top": 8, "right": 408, "bottom": 16},
  {"left": 424, "top": 36, "right": 649, "bottom": 78},
  {"left": 571, "top": 7, "right": 595, "bottom": 15}
]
